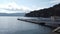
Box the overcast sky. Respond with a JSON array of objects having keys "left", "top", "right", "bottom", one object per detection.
[{"left": 0, "top": 0, "right": 60, "bottom": 13}]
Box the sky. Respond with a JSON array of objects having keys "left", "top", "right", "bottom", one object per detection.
[{"left": 0, "top": 0, "right": 60, "bottom": 13}]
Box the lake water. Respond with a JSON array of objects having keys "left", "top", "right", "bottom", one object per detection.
[{"left": 0, "top": 16, "right": 52, "bottom": 34}]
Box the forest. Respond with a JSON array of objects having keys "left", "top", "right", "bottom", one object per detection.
[{"left": 25, "top": 3, "right": 60, "bottom": 18}]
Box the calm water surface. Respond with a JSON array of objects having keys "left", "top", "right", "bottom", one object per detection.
[{"left": 0, "top": 16, "right": 52, "bottom": 34}]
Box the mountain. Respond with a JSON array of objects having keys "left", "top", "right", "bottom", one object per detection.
[
  {"left": 25, "top": 3, "right": 60, "bottom": 18},
  {"left": 0, "top": 13, "right": 25, "bottom": 16}
]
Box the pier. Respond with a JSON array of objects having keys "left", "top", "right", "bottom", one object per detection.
[{"left": 17, "top": 18, "right": 60, "bottom": 29}]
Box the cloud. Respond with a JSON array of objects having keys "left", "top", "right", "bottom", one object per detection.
[
  {"left": 0, "top": 2, "right": 32, "bottom": 13},
  {"left": 0, "top": 0, "right": 49, "bottom": 13},
  {"left": 50, "top": 0, "right": 60, "bottom": 4},
  {"left": 0, "top": 2, "right": 44, "bottom": 13}
]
